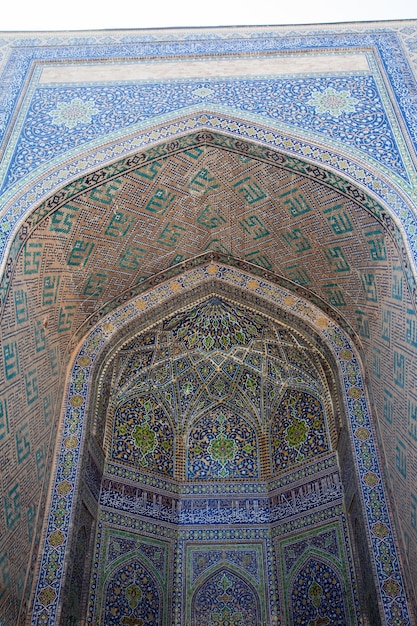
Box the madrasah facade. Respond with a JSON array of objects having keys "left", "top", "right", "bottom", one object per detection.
[{"left": 0, "top": 20, "right": 416, "bottom": 625}]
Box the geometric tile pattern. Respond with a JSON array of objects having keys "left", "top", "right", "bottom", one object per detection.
[
  {"left": 103, "top": 558, "right": 162, "bottom": 625},
  {"left": 271, "top": 389, "right": 329, "bottom": 471},
  {"left": 4, "top": 140, "right": 404, "bottom": 336},
  {"left": 0, "top": 127, "right": 414, "bottom": 624},
  {"left": 290, "top": 557, "right": 348, "bottom": 625},
  {"left": 100, "top": 295, "right": 334, "bottom": 489},
  {"left": 112, "top": 396, "right": 174, "bottom": 476},
  {"left": 187, "top": 408, "right": 259, "bottom": 479},
  {"left": 88, "top": 526, "right": 170, "bottom": 625},
  {"left": 0, "top": 22, "right": 417, "bottom": 626},
  {"left": 5, "top": 139, "right": 408, "bottom": 338},
  {"left": 190, "top": 547, "right": 260, "bottom": 584},
  {"left": 191, "top": 568, "right": 260, "bottom": 626},
  {"left": 0, "top": 134, "right": 414, "bottom": 624},
  {"left": 184, "top": 542, "right": 268, "bottom": 624}
]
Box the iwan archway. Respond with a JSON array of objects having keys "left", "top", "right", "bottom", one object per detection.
[{"left": 0, "top": 130, "right": 415, "bottom": 624}]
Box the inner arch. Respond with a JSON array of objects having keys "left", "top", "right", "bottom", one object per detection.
[{"left": 30, "top": 267, "right": 407, "bottom": 625}]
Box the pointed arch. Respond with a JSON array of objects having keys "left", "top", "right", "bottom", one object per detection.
[
  {"left": 28, "top": 265, "right": 409, "bottom": 624},
  {"left": 288, "top": 554, "right": 349, "bottom": 626},
  {"left": 101, "top": 555, "right": 163, "bottom": 626},
  {"left": 1, "top": 116, "right": 416, "bottom": 287},
  {"left": 190, "top": 565, "right": 262, "bottom": 626}
]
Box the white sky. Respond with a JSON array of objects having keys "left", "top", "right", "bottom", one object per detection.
[{"left": 1, "top": 0, "right": 416, "bottom": 32}]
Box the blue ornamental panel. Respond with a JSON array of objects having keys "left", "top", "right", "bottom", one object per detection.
[
  {"left": 103, "top": 558, "right": 162, "bottom": 625},
  {"left": 187, "top": 408, "right": 259, "bottom": 479},
  {"left": 112, "top": 396, "right": 174, "bottom": 477},
  {"left": 191, "top": 568, "right": 261, "bottom": 626},
  {"left": 3, "top": 75, "right": 407, "bottom": 194},
  {"left": 290, "top": 557, "right": 348, "bottom": 626},
  {"left": 270, "top": 390, "right": 329, "bottom": 472}
]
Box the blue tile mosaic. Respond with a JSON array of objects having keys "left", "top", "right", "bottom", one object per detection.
[
  {"left": 0, "top": 30, "right": 414, "bottom": 160},
  {"left": 2, "top": 74, "right": 408, "bottom": 192},
  {"left": 1, "top": 24, "right": 417, "bottom": 626}
]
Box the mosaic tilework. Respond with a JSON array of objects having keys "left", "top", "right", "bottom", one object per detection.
[
  {"left": 1, "top": 111, "right": 415, "bottom": 300},
  {"left": 187, "top": 408, "right": 259, "bottom": 479},
  {"left": 164, "top": 297, "right": 266, "bottom": 353},
  {"left": 28, "top": 264, "right": 411, "bottom": 625},
  {"left": 58, "top": 495, "right": 96, "bottom": 624},
  {"left": 270, "top": 390, "right": 329, "bottom": 471},
  {"left": 184, "top": 541, "right": 267, "bottom": 624},
  {"left": 0, "top": 27, "right": 416, "bottom": 165},
  {"left": 0, "top": 136, "right": 414, "bottom": 624},
  {"left": 105, "top": 452, "right": 339, "bottom": 497},
  {"left": 99, "top": 459, "right": 342, "bottom": 526},
  {"left": 2, "top": 74, "right": 409, "bottom": 193},
  {"left": 93, "top": 464, "right": 353, "bottom": 624},
  {"left": 0, "top": 23, "right": 416, "bottom": 625},
  {"left": 1, "top": 30, "right": 417, "bottom": 273},
  {"left": 277, "top": 522, "right": 357, "bottom": 626},
  {"left": 0, "top": 135, "right": 413, "bottom": 328},
  {"left": 91, "top": 502, "right": 358, "bottom": 625},
  {"left": 189, "top": 547, "right": 260, "bottom": 585},
  {"left": 112, "top": 396, "right": 174, "bottom": 476},
  {"left": 282, "top": 527, "right": 341, "bottom": 575},
  {"left": 103, "top": 558, "right": 162, "bottom": 625},
  {"left": 291, "top": 558, "right": 347, "bottom": 625},
  {"left": 101, "top": 293, "right": 330, "bottom": 474},
  {"left": 191, "top": 568, "right": 260, "bottom": 625},
  {"left": 0, "top": 133, "right": 415, "bottom": 623},
  {"left": 89, "top": 526, "right": 171, "bottom": 625}
]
